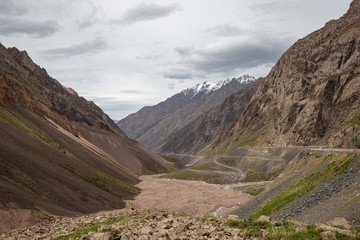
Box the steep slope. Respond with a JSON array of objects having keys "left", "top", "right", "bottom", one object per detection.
[
  {"left": 209, "top": 0, "right": 360, "bottom": 155},
  {"left": 118, "top": 75, "right": 255, "bottom": 149},
  {"left": 0, "top": 43, "right": 168, "bottom": 232},
  {"left": 158, "top": 78, "right": 262, "bottom": 154}
]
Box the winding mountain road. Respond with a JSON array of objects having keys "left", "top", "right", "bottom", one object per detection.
[{"left": 212, "top": 158, "right": 245, "bottom": 178}]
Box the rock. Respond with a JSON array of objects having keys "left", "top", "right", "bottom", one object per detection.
[
  {"left": 295, "top": 226, "right": 304, "bottom": 233},
  {"left": 227, "top": 215, "right": 239, "bottom": 220},
  {"left": 258, "top": 215, "right": 270, "bottom": 222},
  {"left": 319, "top": 231, "right": 335, "bottom": 240},
  {"left": 286, "top": 217, "right": 301, "bottom": 225},
  {"left": 138, "top": 235, "right": 149, "bottom": 240},
  {"left": 141, "top": 226, "right": 152, "bottom": 235},
  {"left": 89, "top": 232, "right": 112, "bottom": 240},
  {"left": 326, "top": 217, "right": 351, "bottom": 229}
]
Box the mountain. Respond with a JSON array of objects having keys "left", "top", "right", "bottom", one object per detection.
[
  {"left": 158, "top": 78, "right": 262, "bottom": 154},
  {"left": 118, "top": 75, "right": 255, "bottom": 149},
  {"left": 0, "top": 43, "right": 168, "bottom": 232},
  {"left": 202, "top": 0, "right": 360, "bottom": 155}
]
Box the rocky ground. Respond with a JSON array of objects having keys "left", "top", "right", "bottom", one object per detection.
[
  {"left": 1, "top": 208, "right": 357, "bottom": 240},
  {"left": 0, "top": 208, "right": 247, "bottom": 240}
]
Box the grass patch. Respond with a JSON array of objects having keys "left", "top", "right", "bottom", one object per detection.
[
  {"left": 326, "top": 65, "right": 360, "bottom": 79},
  {"left": 347, "top": 107, "right": 360, "bottom": 126},
  {"left": 160, "top": 169, "right": 203, "bottom": 180},
  {"left": 233, "top": 185, "right": 266, "bottom": 196},
  {"left": 250, "top": 154, "right": 356, "bottom": 219},
  {"left": 0, "top": 107, "right": 60, "bottom": 149},
  {"left": 53, "top": 216, "right": 141, "bottom": 240},
  {"left": 223, "top": 125, "right": 269, "bottom": 155},
  {"left": 61, "top": 164, "right": 125, "bottom": 199},
  {"left": 224, "top": 219, "right": 358, "bottom": 240},
  {"left": 312, "top": 65, "right": 360, "bottom": 88},
  {"left": 243, "top": 169, "right": 281, "bottom": 182},
  {"left": 159, "top": 170, "right": 223, "bottom": 184},
  {"left": 191, "top": 162, "right": 210, "bottom": 170}
]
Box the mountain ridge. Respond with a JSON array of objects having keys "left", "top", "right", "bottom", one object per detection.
[
  {"left": 118, "top": 75, "right": 255, "bottom": 149},
  {"left": 0, "top": 43, "right": 169, "bottom": 232}
]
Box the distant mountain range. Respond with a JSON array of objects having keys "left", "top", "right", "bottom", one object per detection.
[{"left": 118, "top": 75, "right": 255, "bottom": 150}]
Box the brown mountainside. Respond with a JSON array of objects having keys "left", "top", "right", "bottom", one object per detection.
[
  {"left": 118, "top": 76, "right": 255, "bottom": 149},
  {"left": 0, "top": 43, "right": 168, "bottom": 232},
  {"left": 208, "top": 0, "right": 360, "bottom": 155}
]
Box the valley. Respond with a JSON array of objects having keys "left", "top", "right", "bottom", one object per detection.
[
  {"left": 128, "top": 175, "right": 251, "bottom": 217},
  {"left": 1, "top": 0, "right": 360, "bottom": 239}
]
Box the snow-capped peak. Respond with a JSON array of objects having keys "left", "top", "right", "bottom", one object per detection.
[
  {"left": 236, "top": 74, "right": 256, "bottom": 84},
  {"left": 181, "top": 75, "right": 255, "bottom": 98}
]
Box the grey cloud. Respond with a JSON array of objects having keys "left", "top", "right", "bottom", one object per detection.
[
  {"left": 41, "top": 38, "right": 110, "bottom": 59},
  {"left": 0, "top": 18, "right": 60, "bottom": 37},
  {"left": 77, "top": 2, "right": 104, "bottom": 30},
  {"left": 174, "top": 47, "right": 194, "bottom": 56},
  {"left": 162, "top": 68, "right": 193, "bottom": 80},
  {"left": 111, "top": 3, "right": 182, "bottom": 25},
  {"left": 0, "top": 0, "right": 28, "bottom": 15},
  {"left": 168, "top": 82, "right": 176, "bottom": 90},
  {"left": 175, "top": 36, "right": 291, "bottom": 75},
  {"left": 206, "top": 24, "right": 246, "bottom": 37}
]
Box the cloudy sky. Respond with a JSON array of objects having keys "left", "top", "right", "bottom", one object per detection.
[{"left": 0, "top": 0, "right": 352, "bottom": 120}]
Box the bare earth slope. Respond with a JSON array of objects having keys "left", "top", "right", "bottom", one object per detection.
[{"left": 0, "top": 43, "right": 168, "bottom": 232}]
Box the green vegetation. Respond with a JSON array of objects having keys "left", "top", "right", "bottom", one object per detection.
[
  {"left": 53, "top": 216, "right": 142, "bottom": 240},
  {"left": 243, "top": 169, "right": 282, "bottom": 182},
  {"left": 160, "top": 169, "right": 203, "bottom": 179},
  {"left": 224, "top": 125, "right": 269, "bottom": 155},
  {"left": 191, "top": 162, "right": 210, "bottom": 170},
  {"left": 61, "top": 164, "right": 130, "bottom": 199},
  {"left": 326, "top": 65, "right": 360, "bottom": 79},
  {"left": 233, "top": 184, "right": 266, "bottom": 196},
  {"left": 97, "top": 171, "right": 140, "bottom": 195},
  {"left": 160, "top": 170, "right": 222, "bottom": 184},
  {"left": 224, "top": 219, "right": 359, "bottom": 240},
  {"left": 250, "top": 154, "right": 356, "bottom": 219},
  {"left": 312, "top": 65, "right": 360, "bottom": 88},
  {"left": 347, "top": 107, "right": 360, "bottom": 125},
  {"left": 0, "top": 107, "right": 60, "bottom": 149},
  {"left": 61, "top": 157, "right": 140, "bottom": 199}
]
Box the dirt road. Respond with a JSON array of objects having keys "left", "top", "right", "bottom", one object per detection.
[{"left": 127, "top": 175, "right": 252, "bottom": 217}]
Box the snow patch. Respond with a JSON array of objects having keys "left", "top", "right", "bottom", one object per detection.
[{"left": 181, "top": 74, "right": 256, "bottom": 98}]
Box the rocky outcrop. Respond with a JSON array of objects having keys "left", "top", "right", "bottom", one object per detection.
[
  {"left": 118, "top": 76, "right": 255, "bottom": 149},
  {"left": 209, "top": 0, "right": 360, "bottom": 154}
]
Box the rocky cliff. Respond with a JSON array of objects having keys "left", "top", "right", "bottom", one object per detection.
[
  {"left": 118, "top": 75, "right": 255, "bottom": 149},
  {"left": 0, "top": 43, "right": 168, "bottom": 232},
  {"left": 209, "top": 0, "right": 360, "bottom": 155}
]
